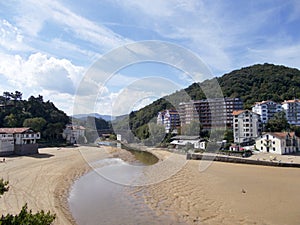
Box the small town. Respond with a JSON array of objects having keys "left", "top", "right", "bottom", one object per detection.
[
  {"left": 1, "top": 1, "right": 300, "bottom": 225},
  {"left": 157, "top": 98, "right": 300, "bottom": 157}
]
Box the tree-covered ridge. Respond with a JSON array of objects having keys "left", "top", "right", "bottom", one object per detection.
[
  {"left": 127, "top": 63, "right": 300, "bottom": 136},
  {"left": 218, "top": 63, "right": 300, "bottom": 108},
  {"left": 0, "top": 91, "right": 69, "bottom": 143}
]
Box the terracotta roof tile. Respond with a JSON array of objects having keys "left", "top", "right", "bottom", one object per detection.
[{"left": 0, "top": 127, "right": 32, "bottom": 134}]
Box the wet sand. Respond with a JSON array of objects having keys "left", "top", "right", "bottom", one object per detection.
[
  {"left": 2, "top": 146, "right": 300, "bottom": 225},
  {"left": 144, "top": 149, "right": 300, "bottom": 225},
  {"left": 0, "top": 145, "right": 127, "bottom": 225}
]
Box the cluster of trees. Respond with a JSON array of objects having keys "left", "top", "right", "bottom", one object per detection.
[
  {"left": 0, "top": 91, "right": 69, "bottom": 143},
  {"left": 120, "top": 63, "right": 300, "bottom": 141},
  {"left": 0, "top": 179, "right": 56, "bottom": 224}
]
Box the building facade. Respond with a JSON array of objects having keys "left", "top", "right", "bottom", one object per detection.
[
  {"left": 63, "top": 124, "right": 86, "bottom": 144},
  {"left": 0, "top": 127, "right": 40, "bottom": 156},
  {"left": 282, "top": 99, "right": 300, "bottom": 126},
  {"left": 233, "top": 110, "right": 262, "bottom": 144},
  {"left": 255, "top": 132, "right": 300, "bottom": 155},
  {"left": 252, "top": 100, "right": 282, "bottom": 124},
  {"left": 179, "top": 98, "right": 243, "bottom": 129},
  {"left": 157, "top": 109, "right": 180, "bottom": 133}
]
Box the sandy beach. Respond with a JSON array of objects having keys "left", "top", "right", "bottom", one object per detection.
[
  {"left": 1, "top": 146, "right": 300, "bottom": 225},
  {"left": 144, "top": 149, "right": 300, "bottom": 225},
  {"left": 0, "top": 145, "right": 128, "bottom": 225}
]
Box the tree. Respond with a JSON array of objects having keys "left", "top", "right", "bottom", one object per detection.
[
  {"left": 4, "top": 114, "right": 18, "bottom": 127},
  {"left": 23, "top": 117, "right": 47, "bottom": 132},
  {"left": 143, "top": 123, "right": 165, "bottom": 146},
  {"left": 0, "top": 179, "right": 56, "bottom": 224},
  {"left": 181, "top": 120, "right": 201, "bottom": 136},
  {"left": 0, "top": 178, "right": 9, "bottom": 195},
  {"left": 265, "top": 111, "right": 290, "bottom": 132}
]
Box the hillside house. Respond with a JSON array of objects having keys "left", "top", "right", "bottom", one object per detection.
[
  {"left": 157, "top": 109, "right": 180, "bottom": 134},
  {"left": 282, "top": 99, "right": 300, "bottom": 126},
  {"left": 63, "top": 124, "right": 86, "bottom": 144},
  {"left": 252, "top": 100, "right": 282, "bottom": 123},
  {"left": 255, "top": 132, "right": 300, "bottom": 155}
]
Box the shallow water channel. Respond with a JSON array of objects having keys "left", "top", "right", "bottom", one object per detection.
[{"left": 68, "top": 148, "right": 186, "bottom": 225}]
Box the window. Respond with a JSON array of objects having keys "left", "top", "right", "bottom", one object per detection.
[
  {"left": 273, "top": 147, "right": 275, "bottom": 151},
  {"left": 261, "top": 146, "right": 263, "bottom": 150}
]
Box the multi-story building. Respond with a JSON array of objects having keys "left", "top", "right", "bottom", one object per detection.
[
  {"left": 252, "top": 100, "right": 282, "bottom": 123},
  {"left": 0, "top": 127, "right": 40, "bottom": 156},
  {"left": 282, "top": 99, "right": 300, "bottom": 126},
  {"left": 157, "top": 109, "right": 180, "bottom": 133},
  {"left": 232, "top": 110, "right": 262, "bottom": 144},
  {"left": 255, "top": 132, "right": 300, "bottom": 155},
  {"left": 179, "top": 98, "right": 243, "bottom": 129},
  {"left": 63, "top": 124, "right": 86, "bottom": 144}
]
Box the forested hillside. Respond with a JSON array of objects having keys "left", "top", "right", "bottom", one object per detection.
[
  {"left": 0, "top": 91, "right": 69, "bottom": 143},
  {"left": 128, "top": 63, "right": 300, "bottom": 136}
]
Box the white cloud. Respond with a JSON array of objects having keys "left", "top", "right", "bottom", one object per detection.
[
  {"left": 15, "top": 0, "right": 130, "bottom": 51},
  {"left": 0, "top": 52, "right": 85, "bottom": 114},
  {"left": 0, "top": 19, "right": 31, "bottom": 51}
]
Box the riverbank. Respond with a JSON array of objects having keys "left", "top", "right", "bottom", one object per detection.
[
  {"left": 0, "top": 145, "right": 134, "bottom": 225},
  {"left": 143, "top": 148, "right": 300, "bottom": 225}
]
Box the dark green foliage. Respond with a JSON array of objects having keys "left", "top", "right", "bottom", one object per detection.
[
  {"left": 125, "top": 63, "right": 300, "bottom": 139},
  {"left": 23, "top": 117, "right": 47, "bottom": 132},
  {"left": 0, "top": 203, "right": 56, "bottom": 225},
  {"left": 264, "top": 111, "right": 290, "bottom": 132},
  {"left": 0, "top": 179, "right": 56, "bottom": 225},
  {"left": 218, "top": 63, "right": 300, "bottom": 108},
  {"left": 0, "top": 92, "right": 69, "bottom": 143},
  {"left": 0, "top": 179, "right": 9, "bottom": 195}
]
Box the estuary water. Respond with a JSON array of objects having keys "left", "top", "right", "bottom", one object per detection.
[{"left": 68, "top": 150, "right": 186, "bottom": 225}]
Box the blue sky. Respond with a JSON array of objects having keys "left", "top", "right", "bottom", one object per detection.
[{"left": 0, "top": 0, "right": 299, "bottom": 116}]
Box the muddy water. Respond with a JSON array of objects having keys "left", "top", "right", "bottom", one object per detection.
[{"left": 68, "top": 158, "right": 186, "bottom": 225}]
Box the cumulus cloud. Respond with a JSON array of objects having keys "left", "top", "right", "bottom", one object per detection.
[{"left": 0, "top": 52, "right": 85, "bottom": 114}]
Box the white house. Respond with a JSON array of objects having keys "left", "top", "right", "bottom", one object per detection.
[
  {"left": 233, "top": 110, "right": 262, "bottom": 144},
  {"left": 252, "top": 100, "right": 282, "bottom": 123},
  {"left": 255, "top": 132, "right": 300, "bottom": 155},
  {"left": 63, "top": 124, "right": 86, "bottom": 144},
  {"left": 282, "top": 99, "right": 300, "bottom": 126},
  {"left": 0, "top": 132, "right": 14, "bottom": 155},
  {"left": 0, "top": 127, "right": 40, "bottom": 156}
]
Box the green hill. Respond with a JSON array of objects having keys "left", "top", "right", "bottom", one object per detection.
[
  {"left": 127, "top": 63, "right": 300, "bottom": 137},
  {"left": 0, "top": 92, "right": 69, "bottom": 143}
]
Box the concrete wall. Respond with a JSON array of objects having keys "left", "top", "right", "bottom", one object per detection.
[{"left": 14, "top": 144, "right": 39, "bottom": 155}]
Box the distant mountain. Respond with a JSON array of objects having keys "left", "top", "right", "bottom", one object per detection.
[
  {"left": 127, "top": 63, "right": 300, "bottom": 137},
  {"left": 72, "top": 113, "right": 116, "bottom": 121}
]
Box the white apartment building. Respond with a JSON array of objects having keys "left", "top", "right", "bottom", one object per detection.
[
  {"left": 157, "top": 109, "right": 180, "bottom": 133},
  {"left": 255, "top": 132, "right": 300, "bottom": 155},
  {"left": 233, "top": 110, "right": 262, "bottom": 144},
  {"left": 252, "top": 100, "right": 282, "bottom": 123},
  {"left": 282, "top": 99, "right": 300, "bottom": 126}
]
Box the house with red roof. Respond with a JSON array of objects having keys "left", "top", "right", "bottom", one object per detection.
[
  {"left": 255, "top": 132, "right": 300, "bottom": 155},
  {"left": 0, "top": 127, "right": 40, "bottom": 156}
]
